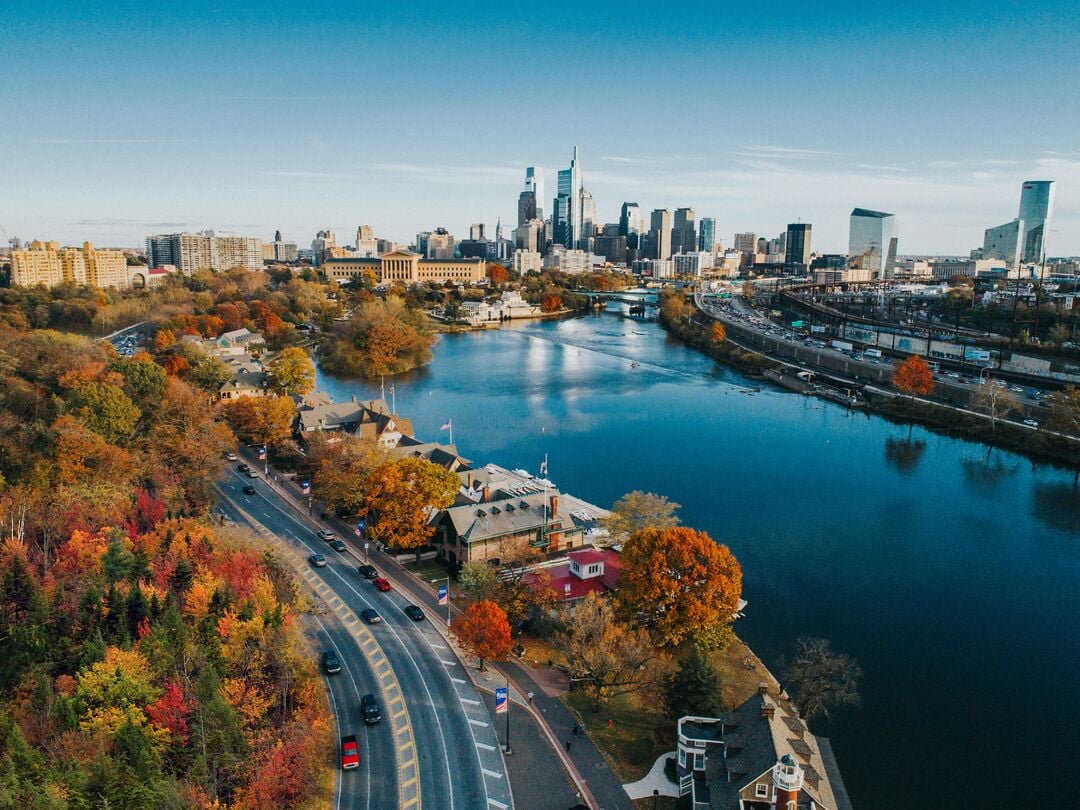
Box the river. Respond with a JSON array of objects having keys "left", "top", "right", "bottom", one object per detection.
[{"left": 315, "top": 307, "right": 1080, "bottom": 809}]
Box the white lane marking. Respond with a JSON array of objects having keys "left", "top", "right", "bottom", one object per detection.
[
  {"left": 428, "top": 642, "right": 447, "bottom": 649},
  {"left": 468, "top": 719, "right": 489, "bottom": 727},
  {"left": 459, "top": 697, "right": 481, "bottom": 706},
  {"left": 439, "top": 659, "right": 458, "bottom": 666},
  {"left": 450, "top": 677, "right": 467, "bottom": 684},
  {"left": 482, "top": 769, "right": 504, "bottom": 779},
  {"left": 487, "top": 800, "right": 509, "bottom": 810},
  {"left": 474, "top": 742, "right": 497, "bottom": 752}
]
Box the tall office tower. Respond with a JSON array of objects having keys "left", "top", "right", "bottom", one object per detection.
[
  {"left": 848, "top": 208, "right": 898, "bottom": 280},
  {"left": 698, "top": 217, "right": 717, "bottom": 253},
  {"left": 514, "top": 219, "right": 544, "bottom": 253},
  {"left": 146, "top": 234, "right": 177, "bottom": 267},
  {"left": 1018, "top": 180, "right": 1055, "bottom": 262},
  {"left": 274, "top": 230, "right": 282, "bottom": 243},
  {"left": 426, "top": 228, "right": 455, "bottom": 259},
  {"left": 785, "top": 223, "right": 812, "bottom": 265},
  {"left": 518, "top": 166, "right": 544, "bottom": 225},
  {"left": 981, "top": 220, "right": 1024, "bottom": 267},
  {"left": 619, "top": 202, "right": 642, "bottom": 243},
  {"left": 580, "top": 189, "right": 597, "bottom": 248},
  {"left": 648, "top": 209, "right": 672, "bottom": 260},
  {"left": 470, "top": 223, "right": 486, "bottom": 241},
  {"left": 554, "top": 146, "right": 582, "bottom": 248},
  {"left": 671, "top": 208, "right": 697, "bottom": 255},
  {"left": 734, "top": 232, "right": 757, "bottom": 254},
  {"left": 355, "top": 224, "right": 379, "bottom": 257}
]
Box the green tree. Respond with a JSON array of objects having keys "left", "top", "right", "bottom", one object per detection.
[
  {"left": 665, "top": 642, "right": 724, "bottom": 719},
  {"left": 603, "top": 490, "right": 681, "bottom": 544},
  {"left": 1049, "top": 323, "right": 1071, "bottom": 351},
  {"left": 186, "top": 353, "right": 232, "bottom": 393},
  {"left": 457, "top": 562, "right": 499, "bottom": 601},
  {"left": 110, "top": 357, "right": 168, "bottom": 408},
  {"left": 67, "top": 381, "right": 141, "bottom": 444},
  {"left": 783, "top": 637, "right": 862, "bottom": 722},
  {"left": 266, "top": 347, "right": 315, "bottom": 396}
]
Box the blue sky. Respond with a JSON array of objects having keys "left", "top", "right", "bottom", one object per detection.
[{"left": 3, "top": 1, "right": 1079, "bottom": 255}]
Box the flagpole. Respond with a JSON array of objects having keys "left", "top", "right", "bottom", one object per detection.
[{"left": 449, "top": 419, "right": 453, "bottom": 447}]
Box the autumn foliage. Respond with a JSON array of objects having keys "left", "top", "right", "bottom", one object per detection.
[
  {"left": 452, "top": 600, "right": 513, "bottom": 670},
  {"left": 616, "top": 526, "right": 743, "bottom": 647},
  {"left": 711, "top": 322, "right": 727, "bottom": 343},
  {"left": 892, "top": 355, "right": 935, "bottom": 398}
]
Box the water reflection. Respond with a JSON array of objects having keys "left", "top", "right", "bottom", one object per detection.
[
  {"left": 960, "top": 452, "right": 1020, "bottom": 495},
  {"left": 884, "top": 437, "right": 927, "bottom": 475},
  {"left": 1031, "top": 480, "right": 1080, "bottom": 533}
]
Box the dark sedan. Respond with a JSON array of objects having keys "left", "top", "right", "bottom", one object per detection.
[
  {"left": 403, "top": 604, "right": 424, "bottom": 622},
  {"left": 360, "top": 608, "right": 381, "bottom": 624}
]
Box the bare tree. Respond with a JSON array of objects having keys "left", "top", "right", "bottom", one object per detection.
[
  {"left": 783, "top": 637, "right": 862, "bottom": 722},
  {"left": 969, "top": 384, "right": 1021, "bottom": 431}
]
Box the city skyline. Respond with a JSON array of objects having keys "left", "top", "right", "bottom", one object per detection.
[{"left": 2, "top": 2, "right": 1079, "bottom": 253}]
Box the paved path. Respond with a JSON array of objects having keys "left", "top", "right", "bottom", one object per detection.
[{"left": 622, "top": 752, "right": 678, "bottom": 800}]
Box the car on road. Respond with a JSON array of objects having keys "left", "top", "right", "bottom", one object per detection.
[
  {"left": 317, "top": 529, "right": 335, "bottom": 541},
  {"left": 360, "top": 608, "right": 381, "bottom": 624},
  {"left": 242, "top": 484, "right": 257, "bottom": 496},
  {"left": 360, "top": 694, "right": 382, "bottom": 724},
  {"left": 322, "top": 650, "right": 342, "bottom": 675},
  {"left": 225, "top": 452, "right": 238, "bottom": 462},
  {"left": 403, "top": 605, "right": 425, "bottom": 622},
  {"left": 358, "top": 565, "right": 378, "bottom": 579},
  {"left": 245, "top": 468, "right": 259, "bottom": 478},
  {"left": 308, "top": 553, "right": 327, "bottom": 568},
  {"left": 1024, "top": 419, "right": 1039, "bottom": 428},
  {"left": 237, "top": 463, "right": 250, "bottom": 473},
  {"left": 372, "top": 577, "right": 391, "bottom": 592},
  {"left": 328, "top": 539, "right": 347, "bottom": 553},
  {"left": 340, "top": 735, "right": 359, "bottom": 770}
]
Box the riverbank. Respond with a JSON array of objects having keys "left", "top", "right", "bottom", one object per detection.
[{"left": 658, "top": 298, "right": 1080, "bottom": 469}]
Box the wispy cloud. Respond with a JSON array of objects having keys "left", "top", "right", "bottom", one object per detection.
[
  {"left": 855, "top": 164, "right": 910, "bottom": 173},
  {"left": 599, "top": 155, "right": 666, "bottom": 166},
  {"left": 29, "top": 137, "right": 198, "bottom": 145},
  {"left": 738, "top": 144, "right": 837, "bottom": 159}
]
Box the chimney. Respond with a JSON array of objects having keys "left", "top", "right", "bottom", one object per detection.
[
  {"left": 760, "top": 702, "right": 776, "bottom": 719},
  {"left": 550, "top": 495, "right": 559, "bottom": 518},
  {"left": 482, "top": 486, "right": 490, "bottom": 503},
  {"left": 467, "top": 472, "right": 473, "bottom": 490},
  {"left": 758, "top": 681, "right": 769, "bottom": 695}
]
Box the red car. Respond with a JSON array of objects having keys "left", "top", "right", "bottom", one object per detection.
[
  {"left": 340, "top": 735, "right": 359, "bottom": 770},
  {"left": 372, "top": 577, "right": 391, "bottom": 592}
]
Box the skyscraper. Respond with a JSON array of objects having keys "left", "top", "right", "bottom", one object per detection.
[
  {"left": 698, "top": 218, "right": 717, "bottom": 253},
  {"left": 554, "top": 146, "right": 582, "bottom": 248},
  {"left": 785, "top": 223, "right": 812, "bottom": 266},
  {"left": 671, "top": 208, "right": 696, "bottom": 255},
  {"left": 733, "top": 232, "right": 757, "bottom": 254},
  {"left": 1018, "top": 180, "right": 1055, "bottom": 263},
  {"left": 518, "top": 167, "right": 544, "bottom": 226},
  {"left": 648, "top": 209, "right": 672, "bottom": 260},
  {"left": 580, "top": 189, "right": 597, "bottom": 248},
  {"left": 848, "top": 208, "right": 897, "bottom": 280}
]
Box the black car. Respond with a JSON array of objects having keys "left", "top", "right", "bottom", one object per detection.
[
  {"left": 359, "top": 608, "right": 381, "bottom": 624},
  {"left": 237, "top": 463, "right": 250, "bottom": 473},
  {"left": 242, "top": 484, "right": 257, "bottom": 496},
  {"left": 403, "top": 604, "right": 425, "bottom": 622},
  {"left": 321, "top": 650, "right": 341, "bottom": 675},
  {"left": 328, "top": 539, "right": 347, "bottom": 553},
  {"left": 357, "top": 565, "right": 378, "bottom": 579},
  {"left": 360, "top": 693, "right": 381, "bottom": 724}
]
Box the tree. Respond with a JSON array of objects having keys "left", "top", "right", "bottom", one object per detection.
[
  {"left": 1049, "top": 323, "right": 1071, "bottom": 351},
  {"left": 564, "top": 593, "right": 661, "bottom": 710},
  {"left": 603, "top": 491, "right": 681, "bottom": 545},
  {"left": 883, "top": 437, "right": 927, "bottom": 475},
  {"left": 665, "top": 642, "right": 724, "bottom": 719},
  {"left": 783, "top": 637, "right": 862, "bottom": 722},
  {"left": 67, "top": 381, "right": 141, "bottom": 444},
  {"left": 1046, "top": 385, "right": 1080, "bottom": 437},
  {"left": 616, "top": 526, "right": 742, "bottom": 647},
  {"left": 452, "top": 600, "right": 512, "bottom": 671},
  {"left": 457, "top": 562, "right": 498, "bottom": 601},
  {"left": 442, "top": 300, "right": 463, "bottom": 323},
  {"left": 319, "top": 298, "right": 434, "bottom": 380},
  {"left": 710, "top": 322, "right": 727, "bottom": 344},
  {"left": 969, "top": 383, "right": 1021, "bottom": 430},
  {"left": 540, "top": 294, "right": 562, "bottom": 313},
  {"left": 892, "top": 355, "right": 934, "bottom": 398},
  {"left": 110, "top": 357, "right": 168, "bottom": 408},
  {"left": 266, "top": 347, "right": 314, "bottom": 396},
  {"left": 309, "top": 435, "right": 386, "bottom": 515},
  {"left": 486, "top": 263, "right": 509, "bottom": 285},
  {"left": 221, "top": 395, "right": 295, "bottom": 448},
  {"left": 360, "top": 457, "right": 459, "bottom": 551}
]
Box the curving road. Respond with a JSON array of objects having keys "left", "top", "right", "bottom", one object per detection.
[{"left": 216, "top": 465, "right": 512, "bottom": 810}]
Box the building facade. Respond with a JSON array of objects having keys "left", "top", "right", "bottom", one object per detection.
[
  {"left": 323, "top": 250, "right": 485, "bottom": 285},
  {"left": 671, "top": 208, "right": 697, "bottom": 255},
  {"left": 145, "top": 231, "right": 262, "bottom": 273},
  {"left": 848, "top": 208, "right": 897, "bottom": 281},
  {"left": 648, "top": 209, "right": 672, "bottom": 260},
  {"left": 785, "top": 223, "right": 812, "bottom": 266},
  {"left": 698, "top": 217, "right": 717, "bottom": 253},
  {"left": 12, "top": 241, "right": 129, "bottom": 288},
  {"left": 512, "top": 249, "right": 542, "bottom": 275}
]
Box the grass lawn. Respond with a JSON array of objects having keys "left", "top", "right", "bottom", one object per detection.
[
  {"left": 556, "top": 633, "right": 778, "bottom": 784},
  {"left": 401, "top": 556, "right": 451, "bottom": 589}
]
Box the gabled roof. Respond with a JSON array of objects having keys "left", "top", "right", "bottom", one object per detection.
[
  {"left": 219, "top": 370, "right": 267, "bottom": 393},
  {"left": 441, "top": 492, "right": 558, "bottom": 543}
]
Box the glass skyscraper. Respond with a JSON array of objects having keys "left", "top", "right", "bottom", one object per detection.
[
  {"left": 1018, "top": 180, "right": 1055, "bottom": 263},
  {"left": 848, "top": 208, "right": 897, "bottom": 280}
]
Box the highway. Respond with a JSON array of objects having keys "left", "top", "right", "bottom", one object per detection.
[{"left": 216, "top": 463, "right": 512, "bottom": 810}]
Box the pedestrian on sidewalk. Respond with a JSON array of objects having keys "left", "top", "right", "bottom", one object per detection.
[
  {"left": 527, "top": 691, "right": 534, "bottom": 704},
  {"left": 565, "top": 740, "right": 572, "bottom": 753}
]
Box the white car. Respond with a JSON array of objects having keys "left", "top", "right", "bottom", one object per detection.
[{"left": 1023, "top": 419, "right": 1039, "bottom": 428}]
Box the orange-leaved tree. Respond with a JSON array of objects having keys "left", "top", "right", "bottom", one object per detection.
[
  {"left": 486, "top": 263, "right": 509, "bottom": 284},
  {"left": 711, "top": 322, "right": 727, "bottom": 344},
  {"left": 452, "top": 599, "right": 512, "bottom": 670},
  {"left": 616, "top": 526, "right": 742, "bottom": 647},
  {"left": 360, "top": 456, "right": 459, "bottom": 551},
  {"left": 892, "top": 355, "right": 934, "bottom": 398}
]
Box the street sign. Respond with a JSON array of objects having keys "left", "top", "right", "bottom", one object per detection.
[
  {"left": 791, "top": 320, "right": 805, "bottom": 328},
  {"left": 438, "top": 584, "right": 448, "bottom": 606},
  {"left": 495, "top": 687, "right": 508, "bottom": 714}
]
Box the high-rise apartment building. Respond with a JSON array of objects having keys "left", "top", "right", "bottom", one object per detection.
[
  {"left": 647, "top": 209, "right": 672, "bottom": 261},
  {"left": 848, "top": 209, "right": 898, "bottom": 280},
  {"left": 12, "top": 241, "right": 129, "bottom": 288},
  {"left": 698, "top": 218, "right": 717, "bottom": 253},
  {"left": 671, "top": 208, "right": 696, "bottom": 255},
  {"left": 785, "top": 223, "right": 812, "bottom": 266}
]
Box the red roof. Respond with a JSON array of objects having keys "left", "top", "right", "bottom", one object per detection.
[
  {"left": 525, "top": 547, "right": 622, "bottom": 602},
  {"left": 568, "top": 548, "right": 609, "bottom": 565}
]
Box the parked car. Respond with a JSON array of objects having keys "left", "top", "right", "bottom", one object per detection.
[
  {"left": 357, "top": 565, "right": 378, "bottom": 579},
  {"left": 360, "top": 608, "right": 381, "bottom": 624},
  {"left": 317, "top": 529, "right": 335, "bottom": 541},
  {"left": 1023, "top": 419, "right": 1039, "bottom": 428},
  {"left": 329, "top": 539, "right": 347, "bottom": 553},
  {"left": 340, "top": 735, "right": 359, "bottom": 770},
  {"left": 242, "top": 484, "right": 257, "bottom": 496},
  {"left": 372, "top": 577, "right": 391, "bottom": 592},
  {"left": 321, "top": 650, "right": 341, "bottom": 675},
  {"left": 360, "top": 694, "right": 382, "bottom": 724},
  {"left": 245, "top": 468, "right": 259, "bottom": 478},
  {"left": 308, "top": 553, "right": 327, "bottom": 568},
  {"left": 403, "top": 605, "right": 425, "bottom": 622}
]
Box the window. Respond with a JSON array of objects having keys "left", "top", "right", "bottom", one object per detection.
[
  {"left": 693, "top": 752, "right": 704, "bottom": 770},
  {"left": 755, "top": 783, "right": 768, "bottom": 798},
  {"left": 588, "top": 564, "right": 600, "bottom": 575},
  {"left": 678, "top": 749, "right": 686, "bottom": 767}
]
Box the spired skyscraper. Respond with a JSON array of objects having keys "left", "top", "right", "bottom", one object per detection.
[
  {"left": 848, "top": 208, "right": 897, "bottom": 281},
  {"left": 979, "top": 180, "right": 1055, "bottom": 267},
  {"left": 554, "top": 147, "right": 583, "bottom": 248}
]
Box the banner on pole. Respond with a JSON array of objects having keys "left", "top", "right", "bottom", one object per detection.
[
  {"left": 301, "top": 480, "right": 310, "bottom": 495},
  {"left": 258, "top": 446, "right": 267, "bottom": 460},
  {"left": 495, "top": 687, "right": 508, "bottom": 714},
  {"left": 438, "top": 584, "right": 448, "bottom": 606}
]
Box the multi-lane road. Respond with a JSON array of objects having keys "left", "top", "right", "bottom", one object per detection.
[{"left": 216, "top": 465, "right": 513, "bottom": 810}]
